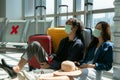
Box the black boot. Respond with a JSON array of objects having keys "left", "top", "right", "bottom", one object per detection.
[
  {"left": 0, "top": 59, "right": 17, "bottom": 79},
  {"left": 1, "top": 59, "right": 12, "bottom": 69}
]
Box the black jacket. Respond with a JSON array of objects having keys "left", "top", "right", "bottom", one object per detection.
[{"left": 50, "top": 37, "right": 84, "bottom": 70}]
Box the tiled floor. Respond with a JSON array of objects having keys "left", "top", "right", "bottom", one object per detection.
[
  {"left": 0, "top": 52, "right": 29, "bottom": 69},
  {"left": 0, "top": 52, "right": 29, "bottom": 80},
  {"left": 0, "top": 52, "right": 114, "bottom": 80}
]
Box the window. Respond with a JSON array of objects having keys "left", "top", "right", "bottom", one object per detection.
[
  {"left": 93, "top": 13, "right": 114, "bottom": 27},
  {"left": 46, "top": 17, "right": 54, "bottom": 26},
  {"left": 76, "top": 0, "right": 84, "bottom": 11},
  {"left": 46, "top": 0, "right": 54, "bottom": 14},
  {"left": 93, "top": 0, "right": 114, "bottom": 10},
  {"left": 60, "top": 16, "right": 73, "bottom": 26},
  {"left": 24, "top": 0, "right": 34, "bottom": 17},
  {"left": 61, "top": 0, "right": 73, "bottom": 13},
  {"left": 77, "top": 15, "right": 84, "bottom": 24}
]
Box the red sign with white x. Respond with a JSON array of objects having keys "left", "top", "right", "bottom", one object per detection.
[{"left": 10, "top": 25, "right": 19, "bottom": 35}]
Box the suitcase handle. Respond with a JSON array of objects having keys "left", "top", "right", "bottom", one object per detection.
[
  {"left": 35, "top": 5, "right": 46, "bottom": 34},
  {"left": 32, "top": 34, "right": 47, "bottom": 36},
  {"left": 59, "top": 5, "right": 68, "bottom": 8},
  {"left": 35, "top": 6, "right": 46, "bottom": 10},
  {"left": 58, "top": 5, "right": 68, "bottom": 27},
  {"left": 59, "top": 5, "right": 68, "bottom": 16}
]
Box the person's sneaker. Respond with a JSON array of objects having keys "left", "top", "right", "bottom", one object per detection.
[{"left": 0, "top": 59, "right": 17, "bottom": 79}]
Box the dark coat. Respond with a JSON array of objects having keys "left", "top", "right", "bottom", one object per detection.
[
  {"left": 81, "top": 42, "right": 114, "bottom": 71},
  {"left": 50, "top": 37, "right": 84, "bottom": 70}
]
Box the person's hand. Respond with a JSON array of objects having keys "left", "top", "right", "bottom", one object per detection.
[
  {"left": 74, "top": 61, "right": 80, "bottom": 67},
  {"left": 80, "top": 64, "right": 95, "bottom": 69},
  {"left": 40, "top": 62, "right": 50, "bottom": 69}
]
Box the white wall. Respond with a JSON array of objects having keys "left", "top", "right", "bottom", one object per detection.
[{"left": 6, "top": 0, "right": 22, "bottom": 19}]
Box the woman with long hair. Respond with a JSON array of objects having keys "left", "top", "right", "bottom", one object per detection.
[{"left": 74, "top": 21, "right": 114, "bottom": 80}]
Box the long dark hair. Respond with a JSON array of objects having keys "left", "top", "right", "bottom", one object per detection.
[
  {"left": 65, "top": 18, "right": 85, "bottom": 44},
  {"left": 87, "top": 21, "right": 111, "bottom": 51}
]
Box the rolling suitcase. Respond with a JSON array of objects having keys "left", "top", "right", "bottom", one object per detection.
[
  {"left": 47, "top": 28, "right": 67, "bottom": 53},
  {"left": 28, "top": 34, "right": 52, "bottom": 70},
  {"left": 28, "top": 5, "right": 52, "bottom": 70}
]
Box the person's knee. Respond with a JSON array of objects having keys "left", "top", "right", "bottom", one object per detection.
[
  {"left": 28, "top": 41, "right": 42, "bottom": 52},
  {"left": 31, "top": 41, "right": 41, "bottom": 47}
]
